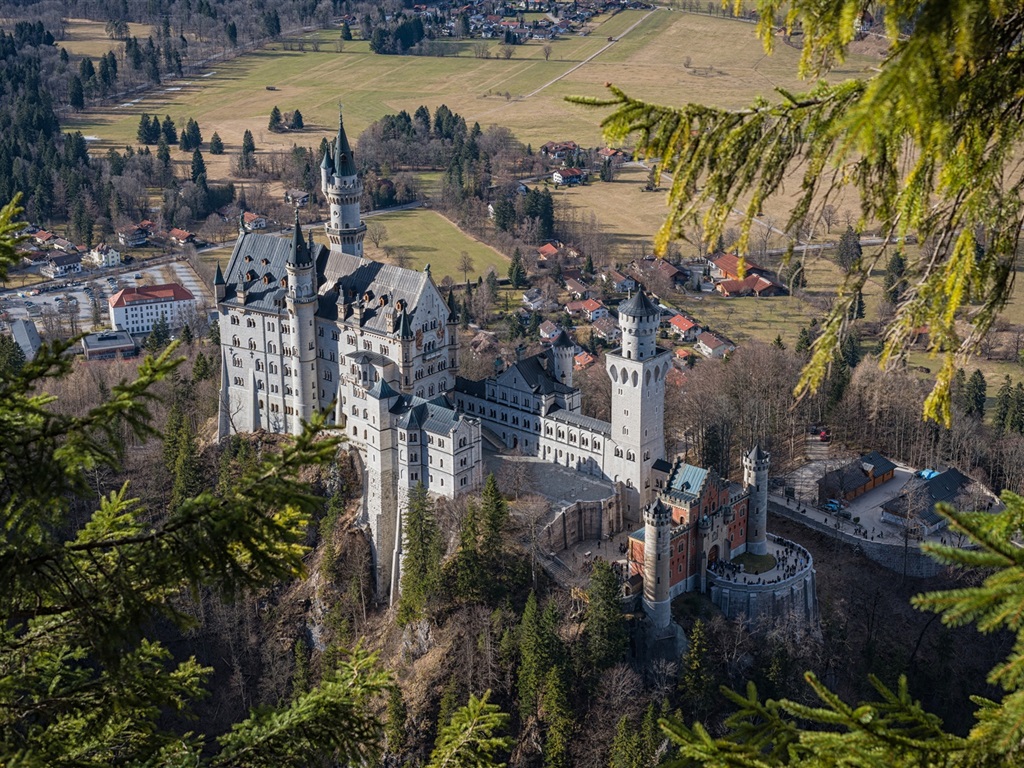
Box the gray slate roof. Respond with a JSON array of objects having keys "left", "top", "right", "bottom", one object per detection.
[
  {"left": 392, "top": 393, "right": 465, "bottom": 435},
  {"left": 10, "top": 319, "right": 41, "bottom": 361},
  {"left": 618, "top": 289, "right": 660, "bottom": 318},
  {"left": 548, "top": 408, "right": 611, "bottom": 436},
  {"left": 220, "top": 233, "right": 436, "bottom": 338}
]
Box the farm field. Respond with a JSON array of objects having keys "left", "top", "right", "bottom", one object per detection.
[{"left": 57, "top": 19, "right": 155, "bottom": 59}]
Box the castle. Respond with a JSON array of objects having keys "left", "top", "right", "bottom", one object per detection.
[{"left": 216, "top": 112, "right": 814, "bottom": 624}]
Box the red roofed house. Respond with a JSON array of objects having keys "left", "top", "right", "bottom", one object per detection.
[
  {"left": 117, "top": 226, "right": 148, "bottom": 247},
  {"left": 710, "top": 253, "right": 770, "bottom": 281},
  {"left": 536, "top": 242, "right": 560, "bottom": 262},
  {"left": 33, "top": 230, "right": 54, "bottom": 246},
  {"left": 574, "top": 350, "right": 596, "bottom": 369},
  {"left": 667, "top": 313, "right": 702, "bottom": 341},
  {"left": 715, "top": 274, "right": 785, "bottom": 298},
  {"left": 553, "top": 167, "right": 587, "bottom": 186},
  {"left": 540, "top": 140, "right": 579, "bottom": 159},
  {"left": 168, "top": 228, "right": 195, "bottom": 245},
  {"left": 108, "top": 283, "right": 197, "bottom": 335},
  {"left": 591, "top": 315, "right": 621, "bottom": 343},
  {"left": 565, "top": 297, "right": 609, "bottom": 322},
  {"left": 243, "top": 212, "right": 268, "bottom": 229}
]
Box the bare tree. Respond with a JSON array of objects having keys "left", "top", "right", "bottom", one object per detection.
[
  {"left": 457, "top": 251, "right": 475, "bottom": 285},
  {"left": 542, "top": 44, "right": 553, "bottom": 61},
  {"left": 820, "top": 204, "right": 838, "bottom": 233},
  {"left": 365, "top": 221, "right": 389, "bottom": 248},
  {"left": 392, "top": 248, "right": 413, "bottom": 269},
  {"left": 499, "top": 43, "right": 515, "bottom": 60},
  {"left": 472, "top": 42, "right": 490, "bottom": 59}
]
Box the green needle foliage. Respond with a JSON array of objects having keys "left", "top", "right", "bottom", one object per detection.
[
  {"left": 427, "top": 691, "right": 512, "bottom": 768},
  {"left": 571, "top": 0, "right": 1024, "bottom": 424}
]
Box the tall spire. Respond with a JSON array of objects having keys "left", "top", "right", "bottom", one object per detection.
[
  {"left": 287, "top": 209, "right": 310, "bottom": 266},
  {"left": 214, "top": 262, "right": 224, "bottom": 285},
  {"left": 334, "top": 109, "right": 356, "bottom": 177}
]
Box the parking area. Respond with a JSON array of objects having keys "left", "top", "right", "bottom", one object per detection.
[{"left": 1, "top": 259, "right": 213, "bottom": 334}]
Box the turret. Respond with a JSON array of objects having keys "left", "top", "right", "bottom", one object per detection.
[
  {"left": 214, "top": 262, "right": 225, "bottom": 302},
  {"left": 323, "top": 109, "right": 366, "bottom": 256},
  {"left": 617, "top": 288, "right": 660, "bottom": 361},
  {"left": 285, "top": 209, "right": 318, "bottom": 433},
  {"left": 550, "top": 329, "right": 574, "bottom": 388},
  {"left": 642, "top": 498, "right": 672, "bottom": 629},
  {"left": 743, "top": 444, "right": 770, "bottom": 556}
]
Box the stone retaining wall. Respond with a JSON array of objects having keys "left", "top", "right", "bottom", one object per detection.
[{"left": 769, "top": 501, "right": 944, "bottom": 579}]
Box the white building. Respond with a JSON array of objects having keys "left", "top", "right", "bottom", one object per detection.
[
  {"left": 84, "top": 243, "right": 122, "bottom": 269},
  {"left": 108, "top": 283, "right": 197, "bottom": 334}
]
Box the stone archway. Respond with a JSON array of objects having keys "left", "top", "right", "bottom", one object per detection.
[{"left": 708, "top": 544, "right": 720, "bottom": 564}]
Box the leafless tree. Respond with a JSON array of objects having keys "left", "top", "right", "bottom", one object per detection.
[
  {"left": 365, "top": 221, "right": 389, "bottom": 248},
  {"left": 472, "top": 42, "right": 490, "bottom": 58},
  {"left": 820, "top": 204, "right": 838, "bottom": 233},
  {"left": 392, "top": 248, "right": 413, "bottom": 269},
  {"left": 542, "top": 44, "right": 553, "bottom": 61},
  {"left": 499, "top": 43, "right": 515, "bottom": 60},
  {"left": 457, "top": 251, "right": 475, "bottom": 285}
]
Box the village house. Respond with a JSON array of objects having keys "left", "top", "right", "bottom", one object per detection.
[
  {"left": 574, "top": 350, "right": 596, "bottom": 369},
  {"left": 695, "top": 331, "right": 735, "bottom": 358},
  {"left": 41, "top": 253, "right": 82, "bottom": 279},
  {"left": 117, "top": 226, "right": 148, "bottom": 248},
  {"left": 591, "top": 315, "right": 621, "bottom": 343},
  {"left": 33, "top": 230, "right": 54, "bottom": 247},
  {"left": 710, "top": 253, "right": 771, "bottom": 281},
  {"left": 565, "top": 297, "right": 609, "bottom": 322},
  {"left": 80, "top": 330, "right": 138, "bottom": 361},
  {"left": 284, "top": 189, "right": 310, "bottom": 207},
  {"left": 880, "top": 467, "right": 973, "bottom": 535},
  {"left": 715, "top": 274, "right": 785, "bottom": 297},
  {"left": 553, "top": 167, "right": 587, "bottom": 186},
  {"left": 603, "top": 268, "right": 637, "bottom": 293},
  {"left": 540, "top": 140, "right": 579, "bottom": 160},
  {"left": 168, "top": 228, "right": 195, "bottom": 246},
  {"left": 564, "top": 277, "right": 594, "bottom": 300},
  {"left": 538, "top": 320, "right": 564, "bottom": 341},
  {"left": 84, "top": 243, "right": 122, "bottom": 269},
  {"left": 536, "top": 242, "right": 560, "bottom": 263},
  {"left": 522, "top": 288, "right": 556, "bottom": 312},
  {"left": 242, "top": 212, "right": 268, "bottom": 230},
  {"left": 667, "top": 313, "right": 702, "bottom": 341}
]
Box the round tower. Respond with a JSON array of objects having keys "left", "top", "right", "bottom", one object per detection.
[
  {"left": 285, "top": 211, "right": 318, "bottom": 434},
  {"left": 550, "top": 329, "right": 575, "bottom": 388},
  {"left": 617, "top": 288, "right": 660, "bottom": 361},
  {"left": 323, "top": 110, "right": 366, "bottom": 256},
  {"left": 743, "top": 444, "right": 770, "bottom": 556},
  {"left": 642, "top": 498, "right": 672, "bottom": 629}
]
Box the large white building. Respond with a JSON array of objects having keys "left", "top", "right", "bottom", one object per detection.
[
  {"left": 217, "top": 111, "right": 670, "bottom": 600},
  {"left": 109, "top": 283, "right": 196, "bottom": 334}
]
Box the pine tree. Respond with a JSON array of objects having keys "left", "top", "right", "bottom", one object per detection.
[
  {"left": 480, "top": 473, "right": 508, "bottom": 560},
  {"left": 836, "top": 226, "right": 862, "bottom": 273},
  {"left": 340, "top": 21, "right": 353, "bottom": 40},
  {"left": 584, "top": 559, "right": 627, "bottom": 672},
  {"left": 289, "top": 109, "right": 304, "bottom": 129},
  {"left": 137, "top": 113, "right": 153, "bottom": 144},
  {"left": 170, "top": 419, "right": 201, "bottom": 511},
  {"left": 161, "top": 114, "right": 177, "bottom": 145},
  {"left": 455, "top": 500, "right": 484, "bottom": 601},
  {"left": 608, "top": 714, "right": 643, "bottom": 768},
  {"left": 0, "top": 335, "right": 26, "bottom": 377},
  {"left": 210, "top": 132, "right": 224, "bottom": 154},
  {"left": 1011, "top": 384, "right": 1024, "bottom": 434},
  {"left": 508, "top": 248, "right": 527, "bottom": 288},
  {"left": 396, "top": 482, "right": 442, "bottom": 625},
  {"left": 427, "top": 692, "right": 512, "bottom": 768},
  {"left": 541, "top": 666, "right": 573, "bottom": 768},
  {"left": 269, "top": 105, "right": 283, "bottom": 132},
  {"left": 517, "top": 591, "right": 543, "bottom": 715},
  {"left": 966, "top": 368, "right": 987, "bottom": 419},
  {"left": 437, "top": 673, "right": 462, "bottom": 735},
  {"left": 584, "top": 252, "right": 594, "bottom": 274},
  {"left": 772, "top": 334, "right": 785, "bottom": 350},
  {"left": 291, "top": 637, "right": 310, "bottom": 696},
  {"left": 795, "top": 326, "right": 813, "bottom": 355},
  {"left": 680, "top": 618, "right": 714, "bottom": 719},
  {"left": 884, "top": 250, "right": 907, "bottom": 305},
  {"left": 186, "top": 118, "right": 202, "bottom": 148},
  {"left": 192, "top": 350, "right": 211, "bottom": 382},
  {"left": 157, "top": 137, "right": 171, "bottom": 168},
  {"left": 69, "top": 75, "right": 85, "bottom": 110},
  {"left": 191, "top": 148, "right": 206, "bottom": 183},
  {"left": 384, "top": 686, "right": 407, "bottom": 758}
]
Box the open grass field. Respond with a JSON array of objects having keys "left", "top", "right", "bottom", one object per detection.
[
  {"left": 57, "top": 19, "right": 155, "bottom": 60},
  {"left": 358, "top": 209, "right": 510, "bottom": 282}
]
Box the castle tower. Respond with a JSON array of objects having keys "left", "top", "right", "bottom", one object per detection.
[
  {"left": 550, "top": 329, "right": 574, "bottom": 388},
  {"left": 285, "top": 210, "right": 318, "bottom": 433},
  {"left": 743, "top": 444, "right": 770, "bottom": 555},
  {"left": 642, "top": 498, "right": 672, "bottom": 629},
  {"left": 323, "top": 111, "right": 366, "bottom": 256},
  {"left": 605, "top": 289, "right": 671, "bottom": 511},
  {"left": 214, "top": 263, "right": 225, "bottom": 302}
]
